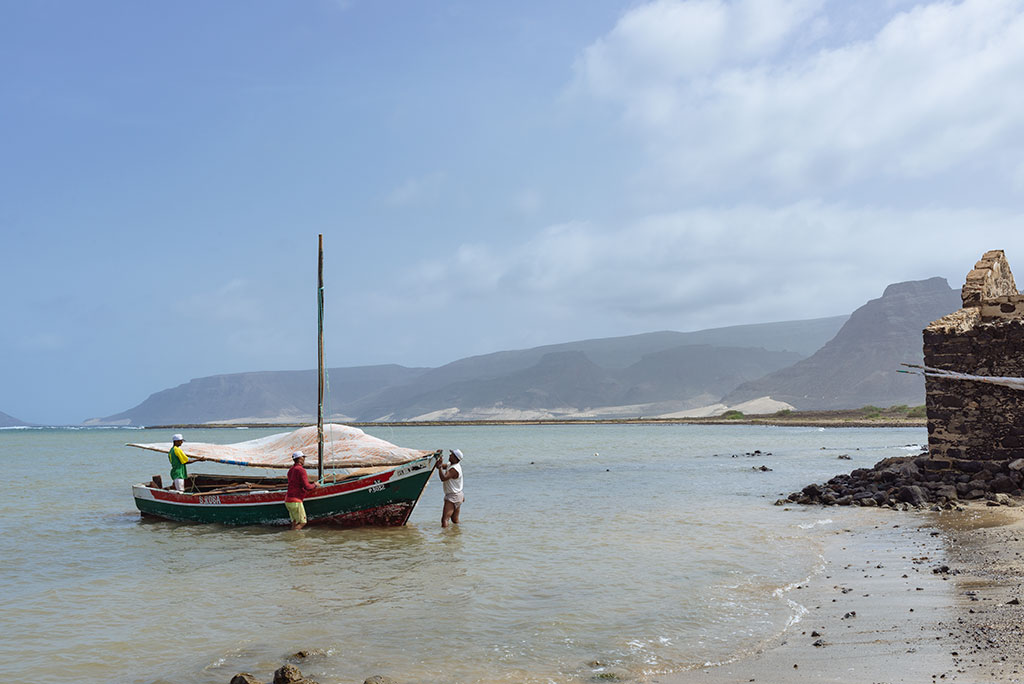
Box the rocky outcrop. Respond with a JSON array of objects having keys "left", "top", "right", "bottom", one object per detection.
[{"left": 781, "top": 452, "right": 1023, "bottom": 508}]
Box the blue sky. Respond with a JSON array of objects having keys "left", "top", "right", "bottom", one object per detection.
[{"left": 3, "top": 0, "right": 1024, "bottom": 425}]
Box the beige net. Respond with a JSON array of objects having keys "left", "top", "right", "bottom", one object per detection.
[{"left": 127, "top": 424, "right": 434, "bottom": 468}]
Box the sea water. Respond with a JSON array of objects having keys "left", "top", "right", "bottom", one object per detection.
[{"left": 0, "top": 424, "right": 927, "bottom": 684}]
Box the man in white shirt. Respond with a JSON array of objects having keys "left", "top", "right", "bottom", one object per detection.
[{"left": 436, "top": 448, "right": 464, "bottom": 528}]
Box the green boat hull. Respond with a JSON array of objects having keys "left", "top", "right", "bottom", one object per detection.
[{"left": 133, "top": 455, "right": 438, "bottom": 527}]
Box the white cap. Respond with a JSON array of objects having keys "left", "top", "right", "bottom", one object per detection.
[
  {"left": 450, "top": 448, "right": 463, "bottom": 461},
  {"left": 172, "top": 434, "right": 184, "bottom": 442},
  {"left": 292, "top": 451, "right": 304, "bottom": 461}
]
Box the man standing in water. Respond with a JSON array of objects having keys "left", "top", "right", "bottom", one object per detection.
[
  {"left": 285, "top": 451, "right": 318, "bottom": 530},
  {"left": 168, "top": 434, "right": 188, "bottom": 493},
  {"left": 436, "top": 448, "right": 464, "bottom": 528}
]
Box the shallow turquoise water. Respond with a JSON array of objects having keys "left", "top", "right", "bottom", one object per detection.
[{"left": 0, "top": 424, "right": 927, "bottom": 684}]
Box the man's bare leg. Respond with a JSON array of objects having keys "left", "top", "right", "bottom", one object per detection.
[
  {"left": 451, "top": 502, "right": 461, "bottom": 524},
  {"left": 441, "top": 500, "right": 456, "bottom": 528}
]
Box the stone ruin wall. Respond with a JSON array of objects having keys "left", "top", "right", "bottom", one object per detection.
[
  {"left": 925, "top": 250, "right": 1024, "bottom": 463},
  {"left": 961, "top": 249, "right": 1018, "bottom": 307}
]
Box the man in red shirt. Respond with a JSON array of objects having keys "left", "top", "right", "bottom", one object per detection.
[{"left": 285, "top": 450, "right": 318, "bottom": 530}]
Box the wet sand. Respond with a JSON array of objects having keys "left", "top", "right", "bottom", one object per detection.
[
  {"left": 653, "top": 504, "right": 1024, "bottom": 684},
  {"left": 937, "top": 506, "right": 1024, "bottom": 682}
]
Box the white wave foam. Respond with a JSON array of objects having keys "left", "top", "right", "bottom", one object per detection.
[
  {"left": 797, "top": 518, "right": 833, "bottom": 529},
  {"left": 784, "top": 598, "right": 809, "bottom": 627}
]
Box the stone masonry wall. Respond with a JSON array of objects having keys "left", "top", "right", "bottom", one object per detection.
[
  {"left": 924, "top": 318, "right": 1024, "bottom": 461},
  {"left": 978, "top": 294, "right": 1024, "bottom": 323},
  {"left": 962, "top": 249, "right": 1017, "bottom": 307},
  {"left": 925, "top": 249, "right": 1024, "bottom": 463}
]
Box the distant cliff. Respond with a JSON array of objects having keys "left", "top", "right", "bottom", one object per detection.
[{"left": 723, "top": 277, "right": 961, "bottom": 410}]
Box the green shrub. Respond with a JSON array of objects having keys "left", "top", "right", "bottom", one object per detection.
[
  {"left": 907, "top": 405, "right": 927, "bottom": 418},
  {"left": 773, "top": 409, "right": 792, "bottom": 417},
  {"left": 721, "top": 410, "right": 745, "bottom": 419}
]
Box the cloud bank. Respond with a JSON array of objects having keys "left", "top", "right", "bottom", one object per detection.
[
  {"left": 573, "top": 0, "right": 1024, "bottom": 193},
  {"left": 378, "top": 0, "right": 1024, "bottom": 353}
]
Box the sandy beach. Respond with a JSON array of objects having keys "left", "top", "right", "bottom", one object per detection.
[{"left": 654, "top": 503, "right": 1024, "bottom": 684}]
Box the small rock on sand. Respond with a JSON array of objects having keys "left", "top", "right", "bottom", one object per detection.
[
  {"left": 274, "top": 664, "right": 318, "bottom": 684},
  {"left": 364, "top": 677, "right": 398, "bottom": 684},
  {"left": 230, "top": 675, "right": 262, "bottom": 684}
]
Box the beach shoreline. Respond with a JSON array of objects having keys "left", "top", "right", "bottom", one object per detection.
[{"left": 652, "top": 503, "right": 1024, "bottom": 684}]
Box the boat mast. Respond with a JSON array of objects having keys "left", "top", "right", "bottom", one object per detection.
[{"left": 317, "top": 234, "right": 325, "bottom": 482}]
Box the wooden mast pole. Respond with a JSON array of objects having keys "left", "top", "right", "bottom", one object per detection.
[{"left": 317, "top": 234, "right": 325, "bottom": 482}]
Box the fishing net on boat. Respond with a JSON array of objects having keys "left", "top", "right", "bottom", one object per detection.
[{"left": 127, "top": 424, "right": 434, "bottom": 468}]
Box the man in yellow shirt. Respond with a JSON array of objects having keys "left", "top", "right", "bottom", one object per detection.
[{"left": 168, "top": 433, "right": 189, "bottom": 493}]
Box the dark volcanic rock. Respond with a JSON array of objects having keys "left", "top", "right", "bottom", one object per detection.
[
  {"left": 230, "top": 675, "right": 262, "bottom": 684},
  {"left": 897, "top": 485, "right": 928, "bottom": 506},
  {"left": 786, "top": 451, "right": 1022, "bottom": 509},
  {"left": 990, "top": 474, "right": 1016, "bottom": 493}
]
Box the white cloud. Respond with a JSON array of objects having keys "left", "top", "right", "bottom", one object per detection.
[
  {"left": 573, "top": 0, "right": 1024, "bottom": 191},
  {"left": 376, "top": 203, "right": 1024, "bottom": 333},
  {"left": 576, "top": 0, "right": 822, "bottom": 96}
]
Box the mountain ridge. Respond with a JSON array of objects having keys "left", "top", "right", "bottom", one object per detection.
[
  {"left": 722, "top": 277, "right": 961, "bottom": 409},
  {"left": 88, "top": 316, "right": 845, "bottom": 425}
]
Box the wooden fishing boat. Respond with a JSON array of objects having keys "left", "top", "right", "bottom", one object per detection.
[
  {"left": 130, "top": 451, "right": 439, "bottom": 526},
  {"left": 128, "top": 235, "right": 441, "bottom": 527}
]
